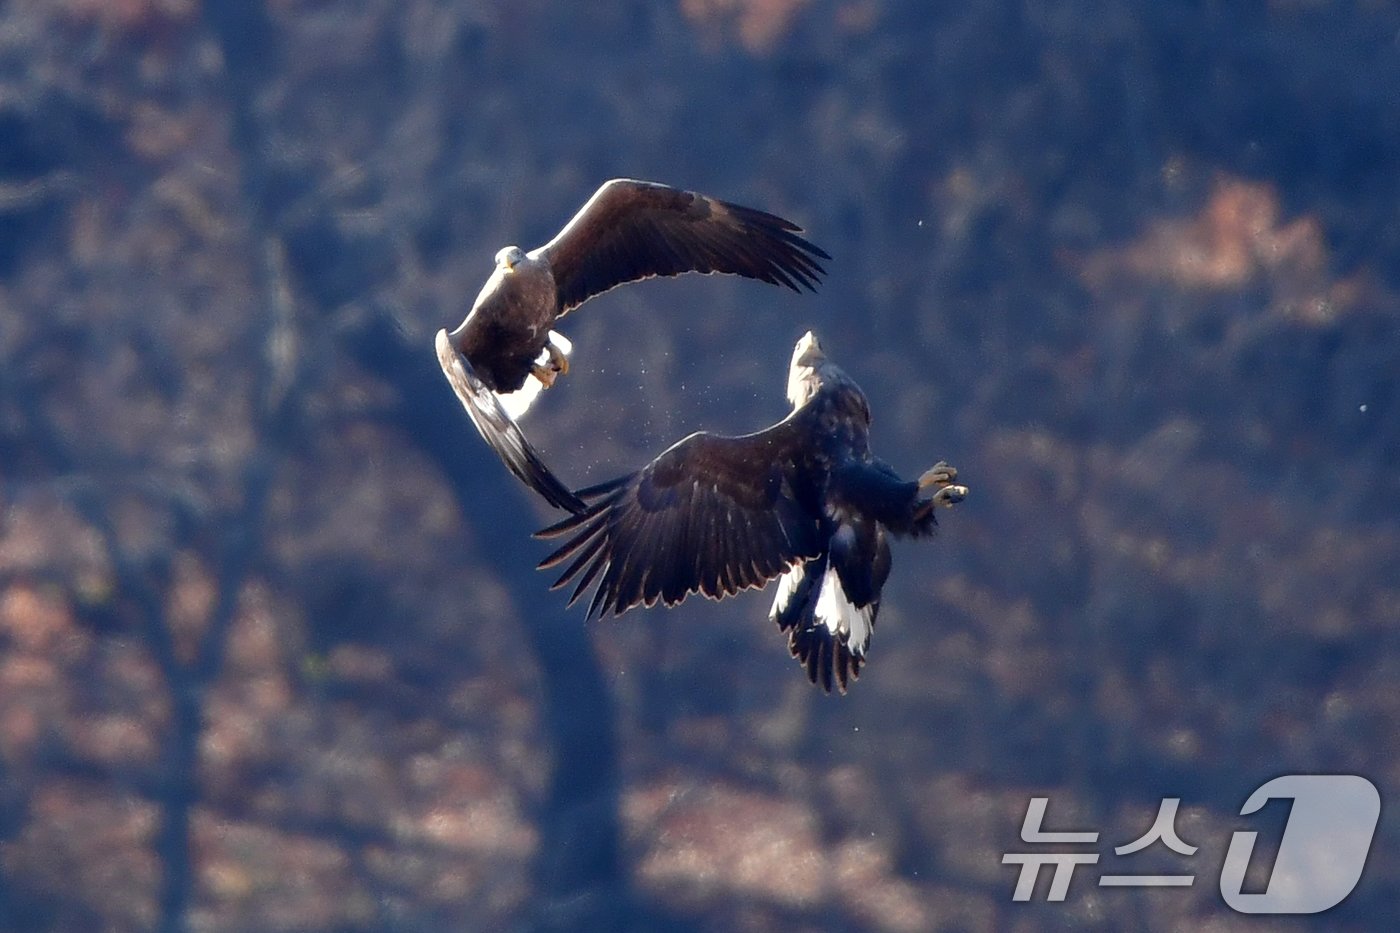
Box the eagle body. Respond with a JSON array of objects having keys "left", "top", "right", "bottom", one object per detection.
[
  {"left": 536, "top": 332, "right": 968, "bottom": 693},
  {"left": 435, "top": 179, "right": 828, "bottom": 512},
  {"left": 452, "top": 251, "right": 559, "bottom": 395}
]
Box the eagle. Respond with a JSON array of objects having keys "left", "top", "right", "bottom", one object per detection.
[
  {"left": 434, "top": 179, "right": 829, "bottom": 513},
  {"left": 534, "top": 332, "right": 968, "bottom": 693}
]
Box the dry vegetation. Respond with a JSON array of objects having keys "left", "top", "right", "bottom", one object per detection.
[{"left": 1, "top": 0, "right": 1397, "bottom": 930}]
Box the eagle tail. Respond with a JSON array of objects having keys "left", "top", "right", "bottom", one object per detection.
[{"left": 769, "top": 555, "right": 871, "bottom": 695}]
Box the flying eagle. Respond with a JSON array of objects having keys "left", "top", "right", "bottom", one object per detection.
[
  {"left": 535, "top": 332, "right": 968, "bottom": 693},
  {"left": 434, "top": 179, "right": 829, "bottom": 513}
]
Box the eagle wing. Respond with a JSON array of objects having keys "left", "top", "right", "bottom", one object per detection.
[
  {"left": 535, "top": 416, "right": 825, "bottom": 619},
  {"left": 533, "top": 179, "right": 829, "bottom": 316},
  {"left": 435, "top": 329, "right": 585, "bottom": 513}
]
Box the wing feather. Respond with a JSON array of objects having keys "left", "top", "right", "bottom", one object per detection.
[
  {"left": 535, "top": 420, "right": 823, "bottom": 619},
  {"left": 435, "top": 329, "right": 585, "bottom": 513},
  {"left": 568, "top": 540, "right": 611, "bottom": 608},
  {"left": 534, "top": 179, "right": 829, "bottom": 316},
  {"left": 550, "top": 526, "right": 609, "bottom": 590}
]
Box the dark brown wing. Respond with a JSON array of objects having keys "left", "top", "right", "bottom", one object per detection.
[
  {"left": 435, "top": 329, "right": 585, "bottom": 513},
  {"left": 535, "top": 418, "right": 825, "bottom": 619},
  {"left": 533, "top": 179, "right": 829, "bottom": 316}
]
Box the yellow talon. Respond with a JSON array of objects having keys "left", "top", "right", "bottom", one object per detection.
[
  {"left": 531, "top": 341, "right": 570, "bottom": 388},
  {"left": 931, "top": 484, "right": 968, "bottom": 508},
  {"left": 549, "top": 342, "right": 570, "bottom": 377},
  {"left": 918, "top": 461, "right": 958, "bottom": 489}
]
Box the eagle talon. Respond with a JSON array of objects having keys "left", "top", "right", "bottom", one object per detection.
[
  {"left": 531, "top": 362, "right": 560, "bottom": 388},
  {"left": 547, "top": 341, "right": 570, "bottom": 378},
  {"left": 530, "top": 341, "right": 570, "bottom": 389},
  {"left": 918, "top": 461, "right": 958, "bottom": 489},
  {"left": 931, "top": 484, "right": 968, "bottom": 508}
]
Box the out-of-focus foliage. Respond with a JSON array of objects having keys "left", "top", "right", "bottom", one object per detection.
[{"left": 0, "top": 0, "right": 1397, "bottom": 930}]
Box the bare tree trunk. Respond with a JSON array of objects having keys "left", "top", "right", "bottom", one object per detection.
[
  {"left": 200, "top": 0, "right": 631, "bottom": 925},
  {"left": 340, "top": 311, "right": 628, "bottom": 932}
]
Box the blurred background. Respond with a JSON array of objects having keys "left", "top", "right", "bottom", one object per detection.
[{"left": 1, "top": 1, "right": 1397, "bottom": 930}]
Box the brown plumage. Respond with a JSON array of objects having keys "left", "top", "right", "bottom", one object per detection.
[
  {"left": 535, "top": 332, "right": 968, "bottom": 693},
  {"left": 435, "top": 179, "right": 829, "bottom": 513}
]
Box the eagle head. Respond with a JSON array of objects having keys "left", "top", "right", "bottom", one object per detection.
[
  {"left": 495, "top": 246, "right": 527, "bottom": 271},
  {"left": 787, "top": 330, "right": 827, "bottom": 407}
]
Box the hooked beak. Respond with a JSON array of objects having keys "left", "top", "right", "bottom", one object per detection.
[
  {"left": 496, "top": 247, "right": 521, "bottom": 273},
  {"left": 794, "top": 330, "right": 823, "bottom": 359}
]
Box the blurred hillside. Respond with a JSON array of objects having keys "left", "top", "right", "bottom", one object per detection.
[{"left": 1, "top": 0, "right": 1397, "bottom": 930}]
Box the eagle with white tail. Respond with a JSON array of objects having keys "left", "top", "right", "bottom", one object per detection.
[{"left": 535, "top": 332, "right": 967, "bottom": 693}]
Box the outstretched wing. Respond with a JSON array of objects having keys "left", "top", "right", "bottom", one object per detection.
[
  {"left": 534, "top": 179, "right": 829, "bottom": 316},
  {"left": 535, "top": 418, "right": 824, "bottom": 619},
  {"left": 435, "top": 329, "right": 585, "bottom": 513}
]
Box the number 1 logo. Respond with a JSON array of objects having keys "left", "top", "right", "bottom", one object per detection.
[{"left": 1220, "top": 774, "right": 1380, "bottom": 914}]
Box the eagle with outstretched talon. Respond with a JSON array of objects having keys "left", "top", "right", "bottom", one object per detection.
[
  {"left": 534, "top": 331, "right": 968, "bottom": 693},
  {"left": 434, "top": 179, "right": 829, "bottom": 513}
]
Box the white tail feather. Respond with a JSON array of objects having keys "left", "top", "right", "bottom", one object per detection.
[{"left": 814, "top": 564, "right": 873, "bottom": 657}]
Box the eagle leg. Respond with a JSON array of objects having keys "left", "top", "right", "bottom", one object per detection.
[{"left": 529, "top": 340, "right": 570, "bottom": 388}]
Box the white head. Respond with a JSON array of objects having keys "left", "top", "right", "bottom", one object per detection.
[
  {"left": 787, "top": 330, "right": 827, "bottom": 407},
  {"left": 495, "top": 245, "right": 527, "bottom": 271}
]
